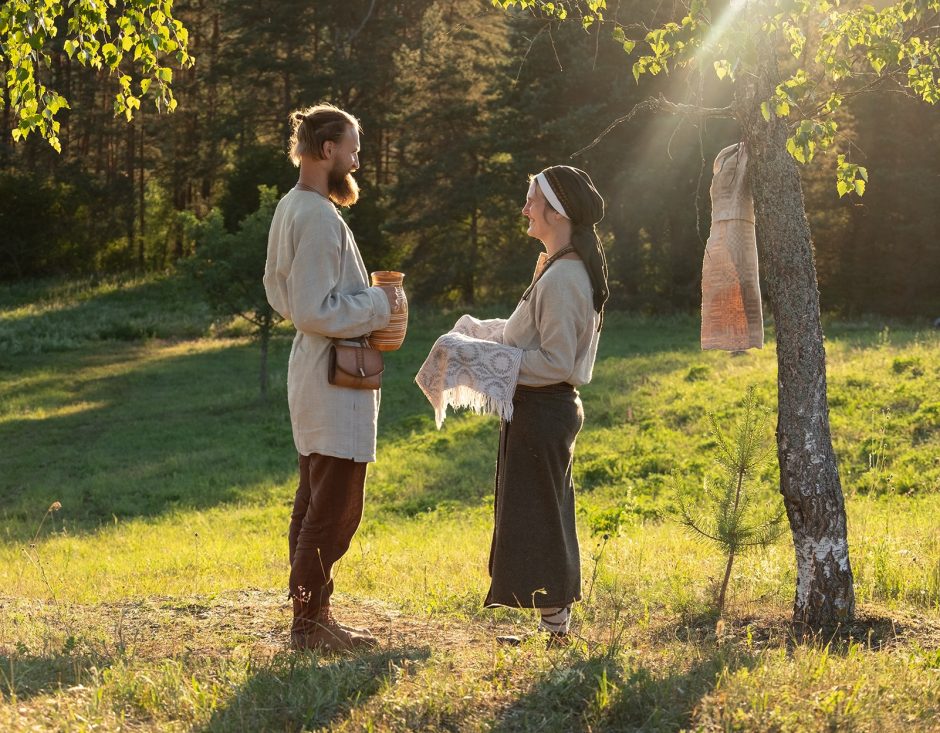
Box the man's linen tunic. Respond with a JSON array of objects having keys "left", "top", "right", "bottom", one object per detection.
[{"left": 264, "top": 190, "right": 390, "bottom": 462}]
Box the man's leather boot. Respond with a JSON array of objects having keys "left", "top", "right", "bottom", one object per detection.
[
  {"left": 319, "top": 604, "right": 375, "bottom": 637},
  {"left": 290, "top": 600, "right": 377, "bottom": 653}
]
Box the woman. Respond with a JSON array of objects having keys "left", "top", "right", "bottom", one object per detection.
[{"left": 485, "top": 165, "right": 608, "bottom": 644}]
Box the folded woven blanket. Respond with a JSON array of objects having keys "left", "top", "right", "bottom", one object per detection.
[{"left": 415, "top": 315, "right": 522, "bottom": 428}]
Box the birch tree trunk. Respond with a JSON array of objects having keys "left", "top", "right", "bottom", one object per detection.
[{"left": 734, "top": 28, "right": 855, "bottom": 628}]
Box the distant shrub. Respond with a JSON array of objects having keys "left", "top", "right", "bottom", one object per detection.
[
  {"left": 892, "top": 356, "right": 924, "bottom": 376},
  {"left": 181, "top": 186, "right": 282, "bottom": 400},
  {"left": 588, "top": 506, "right": 632, "bottom": 536},
  {"left": 576, "top": 455, "right": 629, "bottom": 490},
  {"left": 634, "top": 453, "right": 675, "bottom": 477},
  {"left": 685, "top": 365, "right": 711, "bottom": 382}
]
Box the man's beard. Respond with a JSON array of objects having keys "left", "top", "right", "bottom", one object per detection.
[{"left": 328, "top": 166, "right": 359, "bottom": 207}]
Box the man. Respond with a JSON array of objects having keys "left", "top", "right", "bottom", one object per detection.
[{"left": 264, "top": 103, "right": 396, "bottom": 652}]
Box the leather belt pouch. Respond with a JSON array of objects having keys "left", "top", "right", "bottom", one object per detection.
[{"left": 328, "top": 339, "right": 384, "bottom": 390}]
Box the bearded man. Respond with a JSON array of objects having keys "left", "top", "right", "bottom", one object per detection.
[{"left": 264, "top": 104, "right": 396, "bottom": 652}]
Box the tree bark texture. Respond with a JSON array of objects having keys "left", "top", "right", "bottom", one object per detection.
[{"left": 734, "top": 30, "right": 855, "bottom": 627}]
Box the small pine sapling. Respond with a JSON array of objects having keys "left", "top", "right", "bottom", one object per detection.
[{"left": 677, "top": 386, "right": 786, "bottom": 615}]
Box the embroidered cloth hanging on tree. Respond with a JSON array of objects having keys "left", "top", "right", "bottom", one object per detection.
[
  {"left": 701, "top": 142, "right": 764, "bottom": 351},
  {"left": 415, "top": 315, "right": 523, "bottom": 428}
]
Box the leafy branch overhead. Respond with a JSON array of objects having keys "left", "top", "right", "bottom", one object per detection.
[
  {"left": 1, "top": 0, "right": 193, "bottom": 151},
  {"left": 494, "top": 0, "right": 940, "bottom": 196}
]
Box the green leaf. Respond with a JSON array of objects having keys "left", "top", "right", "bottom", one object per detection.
[
  {"left": 623, "top": 39, "right": 636, "bottom": 54},
  {"left": 854, "top": 179, "right": 866, "bottom": 196},
  {"left": 786, "top": 137, "right": 807, "bottom": 163},
  {"left": 760, "top": 102, "right": 771, "bottom": 122},
  {"left": 102, "top": 42, "right": 119, "bottom": 67}
]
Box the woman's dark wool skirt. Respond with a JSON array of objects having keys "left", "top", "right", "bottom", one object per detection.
[{"left": 484, "top": 382, "right": 584, "bottom": 609}]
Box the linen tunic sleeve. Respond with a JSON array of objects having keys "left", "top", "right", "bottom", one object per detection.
[
  {"left": 285, "top": 206, "right": 390, "bottom": 339},
  {"left": 517, "top": 273, "right": 591, "bottom": 385}
]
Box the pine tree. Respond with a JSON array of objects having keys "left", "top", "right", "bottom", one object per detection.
[{"left": 677, "top": 387, "right": 786, "bottom": 615}]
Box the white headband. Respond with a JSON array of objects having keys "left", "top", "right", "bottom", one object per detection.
[{"left": 533, "top": 172, "right": 570, "bottom": 220}]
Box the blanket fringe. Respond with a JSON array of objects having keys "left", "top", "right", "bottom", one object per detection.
[{"left": 433, "top": 384, "right": 514, "bottom": 429}]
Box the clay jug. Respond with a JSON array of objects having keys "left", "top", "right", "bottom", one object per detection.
[{"left": 369, "top": 271, "right": 408, "bottom": 351}]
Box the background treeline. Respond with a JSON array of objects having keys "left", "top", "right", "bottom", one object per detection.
[{"left": 2, "top": 0, "right": 938, "bottom": 316}]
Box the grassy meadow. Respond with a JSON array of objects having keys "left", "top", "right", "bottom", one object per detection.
[{"left": 1, "top": 274, "right": 939, "bottom": 732}]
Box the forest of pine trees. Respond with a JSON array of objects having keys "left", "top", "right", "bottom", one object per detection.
[{"left": 2, "top": 0, "right": 938, "bottom": 316}]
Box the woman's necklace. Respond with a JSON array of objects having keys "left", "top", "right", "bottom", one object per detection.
[
  {"left": 541, "top": 244, "right": 577, "bottom": 271},
  {"left": 521, "top": 244, "right": 577, "bottom": 302}
]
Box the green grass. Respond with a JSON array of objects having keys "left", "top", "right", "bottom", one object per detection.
[{"left": 1, "top": 274, "right": 939, "bottom": 731}]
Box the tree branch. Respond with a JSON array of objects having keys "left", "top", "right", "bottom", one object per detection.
[
  {"left": 513, "top": 22, "right": 552, "bottom": 83},
  {"left": 347, "top": 0, "right": 377, "bottom": 47},
  {"left": 571, "top": 94, "right": 734, "bottom": 158},
  {"left": 679, "top": 518, "right": 724, "bottom": 544}
]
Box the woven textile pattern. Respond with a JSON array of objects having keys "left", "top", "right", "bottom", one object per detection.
[
  {"left": 415, "top": 315, "right": 522, "bottom": 428},
  {"left": 701, "top": 142, "right": 764, "bottom": 351}
]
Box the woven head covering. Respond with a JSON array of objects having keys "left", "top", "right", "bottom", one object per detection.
[{"left": 538, "top": 165, "right": 609, "bottom": 327}]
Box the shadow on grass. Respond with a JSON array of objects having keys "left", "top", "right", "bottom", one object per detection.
[
  {"left": 201, "top": 646, "right": 430, "bottom": 733},
  {"left": 649, "top": 609, "right": 939, "bottom": 661},
  {"left": 765, "top": 610, "right": 939, "bottom": 654},
  {"left": 0, "top": 649, "right": 97, "bottom": 702},
  {"left": 0, "top": 275, "right": 216, "bottom": 356},
  {"left": 0, "top": 339, "right": 298, "bottom": 539},
  {"left": 0, "top": 644, "right": 430, "bottom": 730},
  {"left": 491, "top": 644, "right": 758, "bottom": 733}
]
